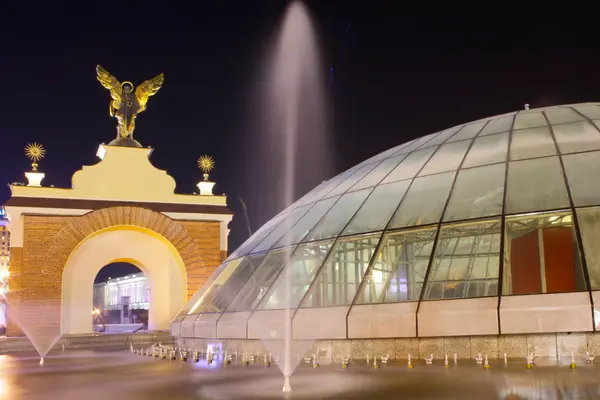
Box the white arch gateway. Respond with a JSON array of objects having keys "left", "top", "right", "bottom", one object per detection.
[{"left": 3, "top": 143, "right": 233, "bottom": 337}]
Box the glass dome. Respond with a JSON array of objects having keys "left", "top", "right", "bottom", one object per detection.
[{"left": 174, "top": 103, "right": 600, "bottom": 339}]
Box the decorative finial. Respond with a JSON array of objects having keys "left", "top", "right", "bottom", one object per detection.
[
  {"left": 25, "top": 142, "right": 46, "bottom": 171},
  {"left": 198, "top": 155, "right": 215, "bottom": 181}
]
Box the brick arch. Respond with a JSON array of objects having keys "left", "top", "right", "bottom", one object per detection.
[{"left": 48, "top": 206, "right": 205, "bottom": 296}]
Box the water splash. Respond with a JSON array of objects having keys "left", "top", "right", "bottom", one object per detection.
[
  {"left": 6, "top": 299, "right": 62, "bottom": 363},
  {"left": 258, "top": 1, "right": 330, "bottom": 391}
]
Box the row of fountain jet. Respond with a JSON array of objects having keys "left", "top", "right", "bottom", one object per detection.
[{"left": 129, "top": 343, "right": 597, "bottom": 370}]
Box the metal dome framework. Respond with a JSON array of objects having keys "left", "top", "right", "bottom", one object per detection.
[{"left": 174, "top": 103, "right": 600, "bottom": 340}]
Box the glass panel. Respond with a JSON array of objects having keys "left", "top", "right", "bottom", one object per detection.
[
  {"left": 389, "top": 171, "right": 455, "bottom": 229},
  {"left": 275, "top": 197, "right": 338, "bottom": 248},
  {"left": 563, "top": 151, "right": 600, "bottom": 207},
  {"left": 359, "top": 144, "right": 405, "bottom": 166},
  {"left": 423, "top": 221, "right": 501, "bottom": 300},
  {"left": 398, "top": 134, "right": 438, "bottom": 154},
  {"left": 443, "top": 163, "right": 505, "bottom": 222},
  {"left": 448, "top": 121, "right": 486, "bottom": 142},
  {"left": 462, "top": 132, "right": 508, "bottom": 168},
  {"left": 259, "top": 241, "right": 334, "bottom": 309},
  {"left": 350, "top": 155, "right": 406, "bottom": 191},
  {"left": 553, "top": 120, "right": 600, "bottom": 154},
  {"left": 419, "top": 126, "right": 463, "bottom": 148},
  {"left": 479, "top": 115, "right": 514, "bottom": 136},
  {"left": 513, "top": 112, "right": 547, "bottom": 129},
  {"left": 188, "top": 258, "right": 244, "bottom": 314},
  {"left": 419, "top": 140, "right": 470, "bottom": 176},
  {"left": 573, "top": 105, "right": 600, "bottom": 120},
  {"left": 502, "top": 212, "right": 586, "bottom": 295},
  {"left": 325, "top": 164, "right": 377, "bottom": 198},
  {"left": 304, "top": 189, "right": 372, "bottom": 242},
  {"left": 309, "top": 168, "right": 358, "bottom": 203},
  {"left": 179, "top": 261, "right": 230, "bottom": 315},
  {"left": 509, "top": 126, "right": 556, "bottom": 160},
  {"left": 355, "top": 227, "right": 436, "bottom": 304},
  {"left": 199, "top": 254, "right": 266, "bottom": 313},
  {"left": 226, "top": 248, "right": 294, "bottom": 312},
  {"left": 545, "top": 107, "right": 586, "bottom": 124},
  {"left": 576, "top": 207, "right": 600, "bottom": 289},
  {"left": 252, "top": 206, "right": 311, "bottom": 253},
  {"left": 505, "top": 157, "right": 570, "bottom": 214},
  {"left": 230, "top": 211, "right": 288, "bottom": 258},
  {"left": 381, "top": 147, "right": 436, "bottom": 183},
  {"left": 301, "top": 233, "right": 382, "bottom": 307},
  {"left": 344, "top": 180, "right": 411, "bottom": 235}
]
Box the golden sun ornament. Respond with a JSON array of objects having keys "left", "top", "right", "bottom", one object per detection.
[
  {"left": 198, "top": 155, "right": 215, "bottom": 180},
  {"left": 25, "top": 142, "right": 46, "bottom": 171}
]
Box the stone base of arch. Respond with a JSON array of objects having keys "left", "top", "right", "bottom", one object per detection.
[{"left": 6, "top": 207, "right": 223, "bottom": 337}]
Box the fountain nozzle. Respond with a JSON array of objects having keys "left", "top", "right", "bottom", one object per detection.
[
  {"left": 39, "top": 357, "right": 44, "bottom": 366},
  {"left": 282, "top": 375, "right": 292, "bottom": 393}
]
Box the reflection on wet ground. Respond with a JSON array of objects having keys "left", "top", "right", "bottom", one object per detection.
[{"left": 1, "top": 350, "right": 600, "bottom": 399}]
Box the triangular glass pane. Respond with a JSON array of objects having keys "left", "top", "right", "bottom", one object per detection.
[
  {"left": 303, "top": 188, "right": 372, "bottom": 242},
  {"left": 226, "top": 248, "right": 295, "bottom": 312},
  {"left": 188, "top": 258, "right": 245, "bottom": 314},
  {"left": 179, "top": 261, "right": 231, "bottom": 316},
  {"left": 199, "top": 254, "right": 266, "bottom": 313},
  {"left": 301, "top": 233, "right": 382, "bottom": 308},
  {"left": 258, "top": 240, "right": 335, "bottom": 310}
]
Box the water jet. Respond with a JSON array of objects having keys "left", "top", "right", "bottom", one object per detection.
[{"left": 282, "top": 376, "right": 292, "bottom": 393}]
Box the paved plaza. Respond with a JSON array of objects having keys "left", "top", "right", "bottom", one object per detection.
[{"left": 1, "top": 349, "right": 600, "bottom": 399}]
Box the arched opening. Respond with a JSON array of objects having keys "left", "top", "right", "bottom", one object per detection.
[
  {"left": 61, "top": 227, "right": 187, "bottom": 335},
  {"left": 93, "top": 262, "right": 149, "bottom": 333}
]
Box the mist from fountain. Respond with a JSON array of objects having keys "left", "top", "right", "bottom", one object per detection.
[
  {"left": 5, "top": 298, "right": 62, "bottom": 364},
  {"left": 257, "top": 1, "right": 330, "bottom": 392}
]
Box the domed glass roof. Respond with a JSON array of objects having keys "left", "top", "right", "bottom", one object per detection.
[{"left": 176, "top": 103, "right": 600, "bottom": 325}]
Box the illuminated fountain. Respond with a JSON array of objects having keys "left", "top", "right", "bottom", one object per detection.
[
  {"left": 256, "top": 0, "right": 330, "bottom": 393},
  {"left": 2, "top": 144, "right": 62, "bottom": 365}
]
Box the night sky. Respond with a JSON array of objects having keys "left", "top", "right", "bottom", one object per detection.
[{"left": 2, "top": 4, "right": 599, "bottom": 281}]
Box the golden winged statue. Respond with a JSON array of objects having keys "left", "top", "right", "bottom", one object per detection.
[{"left": 96, "top": 65, "right": 164, "bottom": 140}]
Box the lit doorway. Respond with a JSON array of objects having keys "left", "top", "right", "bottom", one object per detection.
[{"left": 93, "top": 262, "right": 150, "bottom": 333}]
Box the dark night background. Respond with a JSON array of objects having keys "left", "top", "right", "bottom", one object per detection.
[{"left": 1, "top": 4, "right": 598, "bottom": 281}]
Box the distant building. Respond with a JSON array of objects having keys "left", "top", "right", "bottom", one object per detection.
[
  {"left": 93, "top": 272, "right": 150, "bottom": 314},
  {"left": 0, "top": 207, "right": 9, "bottom": 335}
]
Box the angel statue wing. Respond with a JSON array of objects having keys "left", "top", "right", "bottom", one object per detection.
[
  {"left": 135, "top": 73, "right": 165, "bottom": 113},
  {"left": 96, "top": 65, "right": 122, "bottom": 117}
]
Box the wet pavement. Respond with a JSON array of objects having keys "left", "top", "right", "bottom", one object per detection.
[{"left": 1, "top": 350, "right": 600, "bottom": 399}]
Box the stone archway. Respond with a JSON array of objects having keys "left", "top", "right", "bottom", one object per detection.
[
  {"left": 61, "top": 227, "right": 186, "bottom": 334},
  {"left": 48, "top": 206, "right": 207, "bottom": 334}
]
